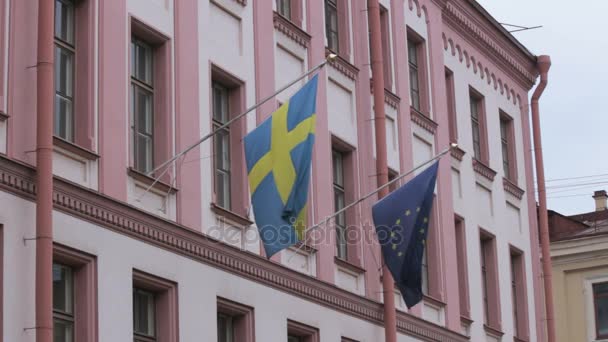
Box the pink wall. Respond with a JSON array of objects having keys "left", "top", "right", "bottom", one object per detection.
[
  {"left": 174, "top": 0, "right": 202, "bottom": 230},
  {"left": 0, "top": 0, "right": 6, "bottom": 114},
  {"left": 98, "top": 0, "right": 128, "bottom": 200}
]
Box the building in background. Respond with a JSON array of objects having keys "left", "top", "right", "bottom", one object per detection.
[
  {"left": 0, "top": 0, "right": 547, "bottom": 341},
  {"left": 549, "top": 190, "right": 608, "bottom": 342}
]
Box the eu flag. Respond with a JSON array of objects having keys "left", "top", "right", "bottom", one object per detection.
[
  {"left": 372, "top": 161, "right": 439, "bottom": 308},
  {"left": 244, "top": 75, "right": 318, "bottom": 258}
]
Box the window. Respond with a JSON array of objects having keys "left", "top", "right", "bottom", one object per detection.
[
  {"left": 213, "top": 82, "right": 231, "bottom": 210},
  {"left": 333, "top": 149, "right": 347, "bottom": 260},
  {"left": 287, "top": 320, "right": 319, "bottom": 342},
  {"left": 469, "top": 89, "right": 487, "bottom": 163},
  {"left": 510, "top": 248, "right": 528, "bottom": 339},
  {"left": 594, "top": 282, "right": 608, "bottom": 339},
  {"left": 132, "top": 270, "right": 178, "bottom": 342},
  {"left": 54, "top": 0, "right": 76, "bottom": 142},
  {"left": 455, "top": 216, "right": 470, "bottom": 318},
  {"left": 53, "top": 245, "right": 97, "bottom": 342},
  {"left": 130, "top": 38, "right": 154, "bottom": 174},
  {"left": 277, "top": 0, "right": 291, "bottom": 20},
  {"left": 480, "top": 231, "right": 501, "bottom": 329},
  {"left": 210, "top": 67, "right": 248, "bottom": 219},
  {"left": 408, "top": 40, "right": 420, "bottom": 111},
  {"left": 445, "top": 68, "right": 457, "bottom": 142},
  {"left": 325, "top": 0, "right": 339, "bottom": 53},
  {"left": 53, "top": 263, "right": 75, "bottom": 342},
  {"left": 217, "top": 297, "right": 254, "bottom": 342},
  {"left": 133, "top": 288, "right": 156, "bottom": 341},
  {"left": 500, "top": 113, "right": 516, "bottom": 181}
]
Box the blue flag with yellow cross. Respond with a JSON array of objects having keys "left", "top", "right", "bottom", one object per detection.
[
  {"left": 244, "top": 75, "right": 318, "bottom": 258},
  {"left": 372, "top": 161, "right": 439, "bottom": 308}
]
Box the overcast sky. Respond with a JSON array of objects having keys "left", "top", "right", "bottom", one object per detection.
[{"left": 476, "top": 0, "right": 608, "bottom": 215}]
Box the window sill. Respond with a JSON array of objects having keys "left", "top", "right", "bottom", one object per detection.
[
  {"left": 472, "top": 158, "right": 497, "bottom": 182},
  {"left": 460, "top": 315, "right": 473, "bottom": 325},
  {"left": 503, "top": 177, "right": 524, "bottom": 200},
  {"left": 291, "top": 240, "right": 317, "bottom": 254},
  {"left": 325, "top": 48, "right": 358, "bottom": 80},
  {"left": 273, "top": 11, "right": 310, "bottom": 48},
  {"left": 450, "top": 145, "right": 466, "bottom": 161},
  {"left": 0, "top": 111, "right": 7, "bottom": 121},
  {"left": 210, "top": 203, "right": 253, "bottom": 228},
  {"left": 483, "top": 324, "right": 504, "bottom": 338},
  {"left": 334, "top": 256, "right": 366, "bottom": 274},
  {"left": 514, "top": 336, "right": 529, "bottom": 342},
  {"left": 127, "top": 167, "right": 177, "bottom": 194},
  {"left": 369, "top": 79, "right": 400, "bottom": 109},
  {"left": 53, "top": 136, "right": 99, "bottom": 161},
  {"left": 410, "top": 106, "right": 437, "bottom": 134},
  {"left": 422, "top": 294, "right": 446, "bottom": 308}
]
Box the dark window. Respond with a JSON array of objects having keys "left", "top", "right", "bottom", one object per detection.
[
  {"left": 53, "top": 263, "right": 74, "bottom": 342},
  {"left": 445, "top": 68, "right": 457, "bottom": 142},
  {"left": 470, "top": 94, "right": 482, "bottom": 161},
  {"left": 407, "top": 40, "right": 422, "bottom": 111},
  {"left": 480, "top": 238, "right": 490, "bottom": 325},
  {"left": 277, "top": 0, "right": 291, "bottom": 20},
  {"left": 325, "top": 0, "right": 339, "bottom": 53},
  {"left": 54, "top": 0, "right": 76, "bottom": 142},
  {"left": 212, "top": 82, "right": 231, "bottom": 210},
  {"left": 333, "top": 150, "right": 347, "bottom": 260},
  {"left": 594, "top": 282, "right": 608, "bottom": 339},
  {"left": 287, "top": 336, "right": 302, "bottom": 342},
  {"left": 217, "top": 312, "right": 234, "bottom": 342},
  {"left": 131, "top": 38, "right": 154, "bottom": 174},
  {"left": 133, "top": 288, "right": 156, "bottom": 341},
  {"left": 500, "top": 115, "right": 514, "bottom": 180}
]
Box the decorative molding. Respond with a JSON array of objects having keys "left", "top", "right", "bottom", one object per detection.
[
  {"left": 334, "top": 257, "right": 366, "bottom": 275},
  {"left": 442, "top": 32, "right": 522, "bottom": 106},
  {"left": 369, "top": 79, "right": 401, "bottom": 109},
  {"left": 483, "top": 324, "right": 504, "bottom": 338},
  {"left": 450, "top": 146, "right": 465, "bottom": 161},
  {"left": 53, "top": 136, "right": 100, "bottom": 161},
  {"left": 273, "top": 11, "right": 310, "bottom": 48},
  {"left": 472, "top": 159, "right": 496, "bottom": 182},
  {"left": 327, "top": 49, "right": 359, "bottom": 80},
  {"left": 0, "top": 155, "right": 468, "bottom": 342},
  {"left": 410, "top": 107, "right": 438, "bottom": 134},
  {"left": 442, "top": 2, "right": 537, "bottom": 90},
  {"left": 503, "top": 177, "right": 525, "bottom": 200},
  {"left": 210, "top": 202, "right": 253, "bottom": 228},
  {"left": 127, "top": 168, "right": 177, "bottom": 194}
]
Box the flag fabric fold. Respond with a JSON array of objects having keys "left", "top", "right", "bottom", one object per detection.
[
  {"left": 372, "top": 161, "right": 439, "bottom": 308},
  {"left": 244, "top": 75, "right": 319, "bottom": 258}
]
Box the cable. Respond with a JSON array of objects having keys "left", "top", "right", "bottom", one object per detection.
[{"left": 546, "top": 173, "right": 608, "bottom": 183}]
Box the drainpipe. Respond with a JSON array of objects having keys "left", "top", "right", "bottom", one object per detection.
[
  {"left": 368, "top": 1, "right": 397, "bottom": 342},
  {"left": 35, "top": 0, "right": 54, "bottom": 341},
  {"left": 530, "top": 55, "right": 555, "bottom": 342}
]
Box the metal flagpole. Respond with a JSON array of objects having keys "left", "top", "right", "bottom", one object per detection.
[
  {"left": 288, "top": 144, "right": 456, "bottom": 261},
  {"left": 137, "top": 54, "right": 338, "bottom": 199},
  {"left": 148, "top": 54, "right": 337, "bottom": 177}
]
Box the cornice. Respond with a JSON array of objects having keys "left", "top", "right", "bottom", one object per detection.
[
  {"left": 442, "top": 1, "right": 537, "bottom": 89},
  {"left": 0, "top": 155, "right": 468, "bottom": 342},
  {"left": 472, "top": 158, "right": 496, "bottom": 182},
  {"left": 502, "top": 177, "right": 524, "bottom": 200},
  {"left": 273, "top": 12, "right": 311, "bottom": 49},
  {"left": 450, "top": 146, "right": 465, "bottom": 161},
  {"left": 410, "top": 107, "right": 438, "bottom": 135},
  {"left": 327, "top": 49, "right": 359, "bottom": 80},
  {"left": 369, "top": 79, "right": 401, "bottom": 109}
]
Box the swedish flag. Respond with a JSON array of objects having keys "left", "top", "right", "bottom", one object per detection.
[
  {"left": 372, "top": 162, "right": 439, "bottom": 308},
  {"left": 244, "top": 75, "right": 318, "bottom": 258}
]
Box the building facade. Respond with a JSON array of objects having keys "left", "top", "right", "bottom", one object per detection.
[
  {"left": 0, "top": 0, "right": 546, "bottom": 341},
  {"left": 549, "top": 191, "right": 608, "bottom": 342}
]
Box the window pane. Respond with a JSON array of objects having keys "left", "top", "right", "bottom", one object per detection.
[
  {"left": 595, "top": 282, "right": 608, "bottom": 295},
  {"left": 55, "top": 47, "right": 74, "bottom": 97},
  {"left": 132, "top": 40, "right": 153, "bottom": 85},
  {"left": 214, "top": 128, "right": 230, "bottom": 171},
  {"left": 135, "top": 88, "right": 153, "bottom": 135},
  {"left": 408, "top": 41, "right": 418, "bottom": 65},
  {"left": 54, "top": 95, "right": 74, "bottom": 141},
  {"left": 217, "top": 313, "right": 234, "bottom": 342},
  {"left": 135, "top": 134, "right": 153, "bottom": 173},
  {"left": 54, "top": 318, "right": 74, "bottom": 342},
  {"left": 332, "top": 152, "right": 344, "bottom": 187},
  {"left": 52, "top": 264, "right": 73, "bottom": 314},
  {"left": 133, "top": 289, "right": 156, "bottom": 337},
  {"left": 54, "top": 0, "right": 74, "bottom": 44},
  {"left": 288, "top": 336, "right": 302, "bottom": 342},
  {"left": 216, "top": 170, "right": 231, "bottom": 210},
  {"left": 277, "top": 0, "right": 291, "bottom": 19},
  {"left": 596, "top": 297, "right": 608, "bottom": 337},
  {"left": 213, "top": 84, "right": 229, "bottom": 124}
]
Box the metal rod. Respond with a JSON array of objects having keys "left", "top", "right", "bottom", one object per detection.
[
  {"left": 147, "top": 54, "right": 337, "bottom": 177},
  {"left": 288, "top": 144, "right": 455, "bottom": 261}
]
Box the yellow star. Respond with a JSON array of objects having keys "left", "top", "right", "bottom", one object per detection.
[
  {"left": 390, "top": 231, "right": 395, "bottom": 238},
  {"left": 398, "top": 252, "right": 403, "bottom": 257},
  {"left": 416, "top": 207, "right": 421, "bottom": 212},
  {"left": 395, "top": 218, "right": 401, "bottom": 225},
  {"left": 405, "top": 209, "right": 411, "bottom": 216},
  {"left": 392, "top": 244, "right": 397, "bottom": 250},
  {"left": 423, "top": 217, "right": 428, "bottom": 223}
]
